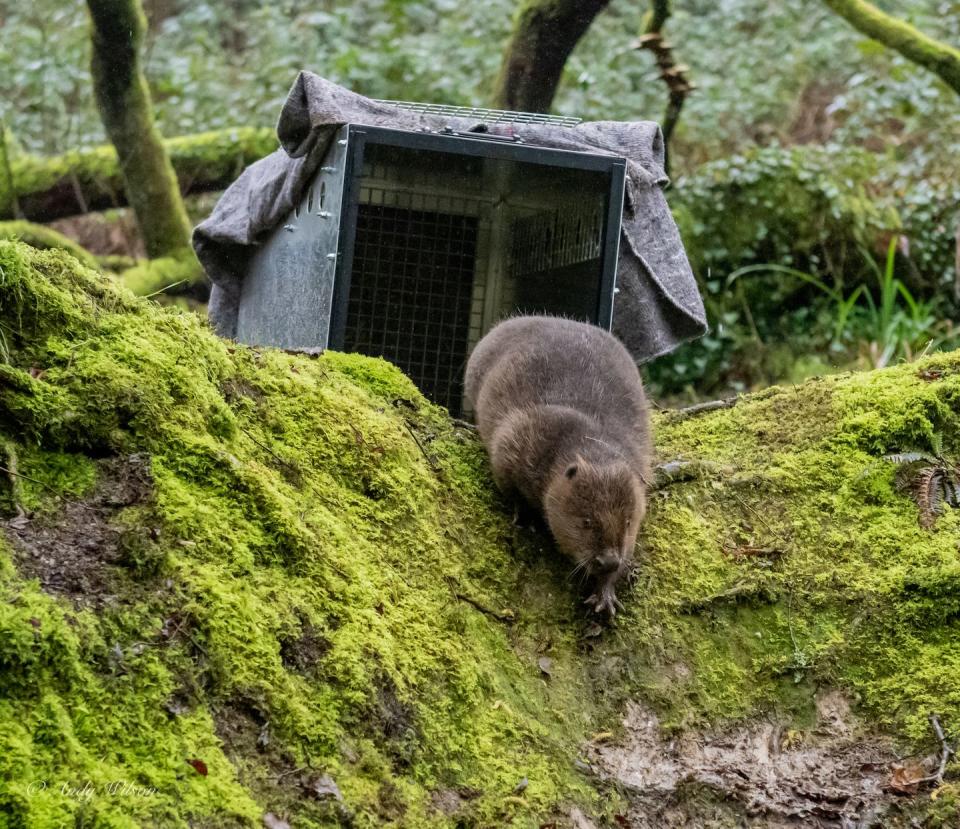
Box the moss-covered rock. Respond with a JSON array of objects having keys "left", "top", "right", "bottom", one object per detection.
[{"left": 1, "top": 240, "right": 959, "bottom": 827}]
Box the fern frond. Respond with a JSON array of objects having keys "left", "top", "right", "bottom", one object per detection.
[
  {"left": 883, "top": 451, "right": 938, "bottom": 465},
  {"left": 931, "top": 432, "right": 944, "bottom": 458},
  {"left": 943, "top": 472, "right": 960, "bottom": 508},
  {"left": 915, "top": 467, "right": 944, "bottom": 528}
]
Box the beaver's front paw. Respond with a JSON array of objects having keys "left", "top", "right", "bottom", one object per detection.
[{"left": 584, "top": 586, "right": 624, "bottom": 618}]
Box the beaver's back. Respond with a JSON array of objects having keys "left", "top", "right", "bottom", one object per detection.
[{"left": 464, "top": 316, "right": 649, "bottom": 466}]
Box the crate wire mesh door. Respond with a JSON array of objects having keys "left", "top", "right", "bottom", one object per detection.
[
  {"left": 335, "top": 135, "right": 622, "bottom": 413},
  {"left": 345, "top": 161, "right": 489, "bottom": 409}
]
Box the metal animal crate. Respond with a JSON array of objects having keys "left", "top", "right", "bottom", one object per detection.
[{"left": 236, "top": 123, "right": 626, "bottom": 414}]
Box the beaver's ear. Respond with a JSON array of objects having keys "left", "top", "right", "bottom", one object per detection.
[{"left": 565, "top": 464, "right": 578, "bottom": 479}]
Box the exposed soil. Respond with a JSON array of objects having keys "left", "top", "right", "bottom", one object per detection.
[
  {"left": 3, "top": 454, "right": 153, "bottom": 607},
  {"left": 586, "top": 691, "right": 926, "bottom": 827}
]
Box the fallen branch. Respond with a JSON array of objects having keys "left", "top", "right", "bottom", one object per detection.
[
  {"left": 652, "top": 458, "right": 731, "bottom": 488},
  {"left": 919, "top": 713, "right": 955, "bottom": 786},
  {"left": 403, "top": 421, "right": 438, "bottom": 472},
  {"left": 665, "top": 396, "right": 739, "bottom": 420}
]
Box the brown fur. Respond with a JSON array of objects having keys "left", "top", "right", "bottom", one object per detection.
[{"left": 464, "top": 316, "right": 652, "bottom": 615}]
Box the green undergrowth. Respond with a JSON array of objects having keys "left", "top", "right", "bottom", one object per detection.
[{"left": 1, "top": 240, "right": 959, "bottom": 826}]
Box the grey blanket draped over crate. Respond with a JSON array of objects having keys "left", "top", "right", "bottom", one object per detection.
[{"left": 193, "top": 71, "right": 706, "bottom": 363}]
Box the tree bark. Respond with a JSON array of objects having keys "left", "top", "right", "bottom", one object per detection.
[
  {"left": 492, "top": 0, "right": 610, "bottom": 112},
  {"left": 0, "top": 127, "right": 276, "bottom": 224},
  {"left": 85, "top": 0, "right": 193, "bottom": 259},
  {"left": 822, "top": 0, "right": 960, "bottom": 95}
]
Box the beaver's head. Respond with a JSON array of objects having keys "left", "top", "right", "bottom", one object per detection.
[{"left": 544, "top": 456, "right": 645, "bottom": 615}]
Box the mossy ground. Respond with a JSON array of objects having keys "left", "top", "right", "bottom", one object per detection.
[{"left": 1, "top": 240, "right": 959, "bottom": 827}]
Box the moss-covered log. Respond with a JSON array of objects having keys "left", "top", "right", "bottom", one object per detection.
[
  {"left": 0, "top": 127, "right": 276, "bottom": 224},
  {"left": 85, "top": 0, "right": 193, "bottom": 259},
  {"left": 2, "top": 239, "right": 960, "bottom": 826},
  {"left": 823, "top": 0, "right": 960, "bottom": 95},
  {"left": 0, "top": 220, "right": 99, "bottom": 270},
  {"left": 491, "top": 0, "right": 610, "bottom": 112}
]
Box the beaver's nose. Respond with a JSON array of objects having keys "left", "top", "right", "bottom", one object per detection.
[{"left": 594, "top": 550, "right": 620, "bottom": 574}]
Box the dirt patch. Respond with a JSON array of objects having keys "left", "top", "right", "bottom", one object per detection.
[
  {"left": 279, "top": 617, "right": 330, "bottom": 675},
  {"left": 587, "top": 691, "right": 921, "bottom": 827},
  {"left": 3, "top": 454, "right": 153, "bottom": 607}
]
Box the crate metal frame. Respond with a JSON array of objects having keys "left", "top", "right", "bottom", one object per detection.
[{"left": 237, "top": 123, "right": 627, "bottom": 412}]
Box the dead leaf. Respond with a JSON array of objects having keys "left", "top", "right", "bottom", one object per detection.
[
  {"left": 186, "top": 758, "right": 208, "bottom": 777},
  {"left": 537, "top": 656, "right": 553, "bottom": 677},
  {"left": 8, "top": 513, "right": 29, "bottom": 530},
  {"left": 614, "top": 815, "right": 631, "bottom": 828},
  {"left": 28, "top": 617, "right": 41, "bottom": 629},
  {"left": 513, "top": 777, "right": 529, "bottom": 794},
  {"left": 886, "top": 760, "right": 927, "bottom": 795}
]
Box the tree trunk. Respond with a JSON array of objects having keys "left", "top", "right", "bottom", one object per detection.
[
  {"left": 85, "top": 0, "right": 193, "bottom": 259},
  {"left": 491, "top": 0, "right": 610, "bottom": 112},
  {"left": 822, "top": 0, "right": 960, "bottom": 95}
]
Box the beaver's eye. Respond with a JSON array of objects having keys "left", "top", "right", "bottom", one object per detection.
[{"left": 582, "top": 518, "right": 594, "bottom": 530}]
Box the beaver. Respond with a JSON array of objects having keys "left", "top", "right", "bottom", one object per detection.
[{"left": 464, "top": 316, "right": 652, "bottom": 617}]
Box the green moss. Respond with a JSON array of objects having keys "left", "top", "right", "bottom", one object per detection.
[
  {"left": 2, "top": 238, "right": 960, "bottom": 825},
  {"left": 0, "top": 241, "right": 607, "bottom": 827},
  {"left": 0, "top": 221, "right": 99, "bottom": 270}
]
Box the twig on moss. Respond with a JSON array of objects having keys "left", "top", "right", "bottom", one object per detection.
[
  {"left": 238, "top": 426, "right": 299, "bottom": 476},
  {"left": 0, "top": 462, "right": 59, "bottom": 495},
  {"left": 275, "top": 766, "right": 308, "bottom": 783},
  {"left": 919, "top": 713, "right": 955, "bottom": 786},
  {"left": 454, "top": 593, "right": 515, "bottom": 624},
  {"left": 403, "top": 421, "right": 438, "bottom": 471},
  {"left": 666, "top": 396, "right": 739, "bottom": 420},
  {"left": 652, "top": 458, "right": 731, "bottom": 488},
  {"left": 143, "top": 279, "right": 186, "bottom": 299},
  {"left": 447, "top": 579, "right": 515, "bottom": 624}
]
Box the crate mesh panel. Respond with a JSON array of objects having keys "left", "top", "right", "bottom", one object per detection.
[
  {"left": 510, "top": 206, "right": 604, "bottom": 274},
  {"left": 344, "top": 202, "right": 480, "bottom": 412}
]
